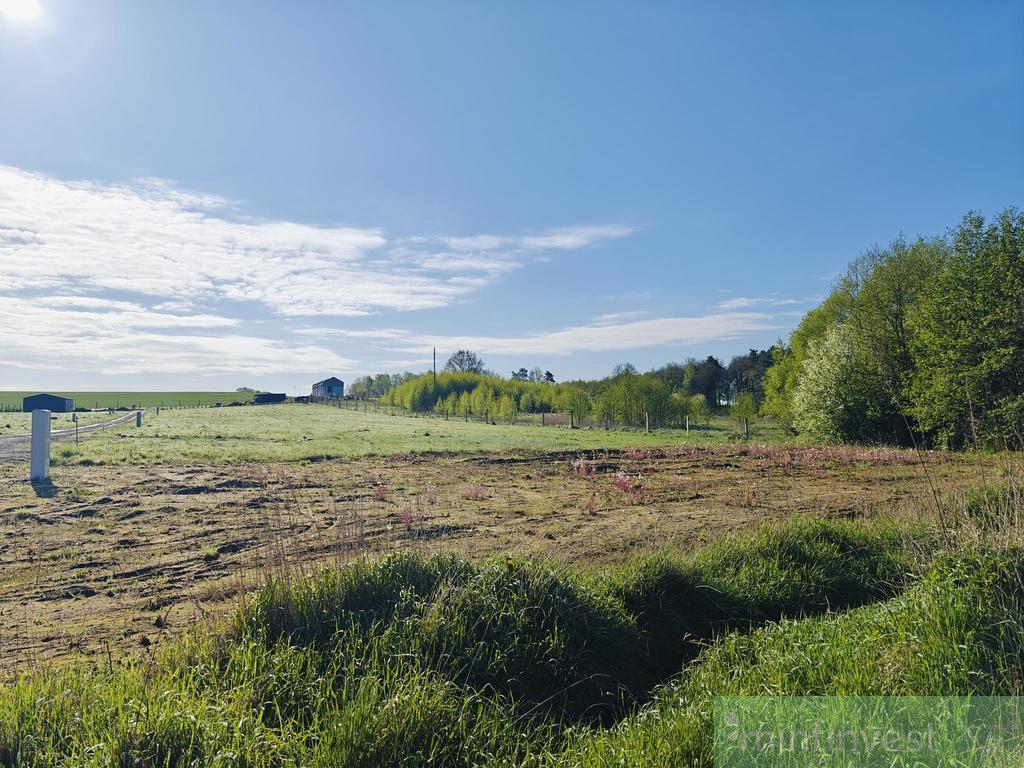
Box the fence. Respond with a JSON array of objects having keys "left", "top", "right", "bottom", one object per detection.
[{"left": 305, "top": 396, "right": 738, "bottom": 434}]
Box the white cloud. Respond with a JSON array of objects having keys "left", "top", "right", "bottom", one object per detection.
[
  {"left": 409, "top": 251, "right": 521, "bottom": 275},
  {"left": 37, "top": 296, "right": 145, "bottom": 312},
  {"left": 439, "top": 234, "right": 508, "bottom": 252},
  {"left": 293, "top": 327, "right": 407, "bottom": 339},
  {"left": 520, "top": 224, "right": 632, "bottom": 250},
  {"left": 0, "top": 296, "right": 352, "bottom": 375},
  {"left": 378, "top": 358, "right": 432, "bottom": 369},
  {"left": 716, "top": 296, "right": 804, "bottom": 311},
  {"left": 0, "top": 165, "right": 635, "bottom": 377},
  {"left": 1, "top": 166, "right": 630, "bottom": 319},
  {"left": 409, "top": 224, "right": 633, "bottom": 255},
  {"left": 393, "top": 312, "right": 779, "bottom": 357},
  {"left": 592, "top": 310, "right": 650, "bottom": 325}
]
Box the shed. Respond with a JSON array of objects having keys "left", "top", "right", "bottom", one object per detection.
[
  {"left": 253, "top": 392, "right": 287, "bottom": 405},
  {"left": 23, "top": 393, "right": 75, "bottom": 413},
  {"left": 312, "top": 377, "right": 345, "bottom": 398}
]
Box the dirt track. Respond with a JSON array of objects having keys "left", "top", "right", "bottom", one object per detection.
[{"left": 0, "top": 445, "right": 981, "bottom": 673}]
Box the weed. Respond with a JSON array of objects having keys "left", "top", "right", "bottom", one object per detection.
[
  {"left": 397, "top": 500, "right": 415, "bottom": 531},
  {"left": 612, "top": 471, "right": 648, "bottom": 504},
  {"left": 462, "top": 481, "right": 487, "bottom": 501}
]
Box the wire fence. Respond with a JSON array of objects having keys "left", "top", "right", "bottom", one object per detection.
[{"left": 0, "top": 410, "right": 141, "bottom": 463}]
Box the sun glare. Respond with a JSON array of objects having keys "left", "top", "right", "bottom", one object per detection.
[{"left": 0, "top": 0, "right": 42, "bottom": 23}]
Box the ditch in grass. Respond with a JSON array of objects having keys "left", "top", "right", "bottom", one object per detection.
[{"left": 1, "top": 516, "right": 1020, "bottom": 767}]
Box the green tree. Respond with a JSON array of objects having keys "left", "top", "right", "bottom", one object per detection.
[
  {"left": 649, "top": 363, "right": 687, "bottom": 391},
  {"left": 760, "top": 290, "right": 854, "bottom": 432},
  {"left": 670, "top": 390, "right": 692, "bottom": 426},
  {"left": 911, "top": 209, "right": 1024, "bottom": 448},
  {"left": 445, "top": 350, "right": 487, "bottom": 374},
  {"left": 726, "top": 349, "right": 774, "bottom": 404},
  {"left": 689, "top": 394, "right": 711, "bottom": 426},
  {"left": 457, "top": 391, "right": 472, "bottom": 421},
  {"left": 496, "top": 394, "right": 516, "bottom": 424},
  {"left": 792, "top": 323, "right": 890, "bottom": 443},
  {"left": 840, "top": 236, "right": 946, "bottom": 441},
  {"left": 557, "top": 384, "right": 591, "bottom": 427},
  {"left": 730, "top": 391, "right": 757, "bottom": 428},
  {"left": 689, "top": 356, "right": 726, "bottom": 407}
]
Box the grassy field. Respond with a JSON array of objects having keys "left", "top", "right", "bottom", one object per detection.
[
  {"left": 0, "top": 391, "right": 248, "bottom": 410},
  {"left": 50, "top": 402, "right": 772, "bottom": 465},
  {"left": 0, "top": 441, "right": 975, "bottom": 670},
  {"left": 1, "top": 398, "right": 1018, "bottom": 766},
  {"left": 2, "top": 508, "right": 1022, "bottom": 766}
]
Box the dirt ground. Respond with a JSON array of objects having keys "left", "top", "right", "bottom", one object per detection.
[{"left": 0, "top": 445, "right": 986, "bottom": 674}]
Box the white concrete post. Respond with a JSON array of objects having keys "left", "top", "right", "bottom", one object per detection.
[{"left": 30, "top": 409, "right": 51, "bottom": 481}]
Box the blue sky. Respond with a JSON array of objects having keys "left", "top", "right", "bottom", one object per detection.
[{"left": 1, "top": 0, "right": 1021, "bottom": 394}]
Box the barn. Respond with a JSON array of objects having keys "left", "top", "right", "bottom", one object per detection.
[
  {"left": 312, "top": 377, "right": 344, "bottom": 398},
  {"left": 253, "top": 392, "right": 287, "bottom": 405},
  {"left": 23, "top": 393, "right": 75, "bottom": 413}
]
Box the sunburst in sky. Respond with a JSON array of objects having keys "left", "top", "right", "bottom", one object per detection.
[
  {"left": 0, "top": 0, "right": 42, "bottom": 23},
  {"left": 0, "top": 1, "right": 1020, "bottom": 391}
]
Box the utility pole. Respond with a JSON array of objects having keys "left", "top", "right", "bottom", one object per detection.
[{"left": 433, "top": 346, "right": 437, "bottom": 404}]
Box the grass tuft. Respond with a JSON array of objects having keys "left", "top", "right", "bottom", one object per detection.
[{"left": 0, "top": 513, "right": 1020, "bottom": 767}]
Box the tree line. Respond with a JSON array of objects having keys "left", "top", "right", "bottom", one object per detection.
[
  {"left": 375, "top": 348, "right": 774, "bottom": 429},
  {"left": 761, "top": 208, "right": 1022, "bottom": 449},
  {"left": 347, "top": 372, "right": 419, "bottom": 399},
  {"left": 351, "top": 208, "right": 1021, "bottom": 447}
]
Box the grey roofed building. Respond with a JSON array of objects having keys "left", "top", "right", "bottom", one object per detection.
[
  {"left": 253, "top": 392, "right": 287, "bottom": 405},
  {"left": 23, "top": 393, "right": 75, "bottom": 413},
  {"left": 312, "top": 377, "right": 345, "bottom": 398}
]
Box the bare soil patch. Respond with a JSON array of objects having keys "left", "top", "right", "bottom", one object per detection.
[{"left": 0, "top": 445, "right": 981, "bottom": 673}]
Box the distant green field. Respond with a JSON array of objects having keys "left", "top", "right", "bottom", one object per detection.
[
  {"left": 0, "top": 391, "right": 250, "bottom": 410},
  {"left": 0, "top": 411, "right": 118, "bottom": 436},
  {"left": 50, "top": 402, "right": 766, "bottom": 465}
]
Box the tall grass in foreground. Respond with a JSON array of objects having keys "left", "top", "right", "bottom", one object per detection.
[
  {"left": 557, "top": 549, "right": 1024, "bottom": 766},
  {"left": 0, "top": 491, "right": 1021, "bottom": 766}
]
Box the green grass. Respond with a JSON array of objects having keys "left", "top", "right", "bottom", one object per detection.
[
  {"left": 51, "top": 403, "right": 758, "bottom": 465},
  {"left": 0, "top": 391, "right": 248, "bottom": 411},
  {"left": 562, "top": 549, "right": 1024, "bottom": 765},
  {"left": 3, "top": 517, "right": 998, "bottom": 767},
  {"left": 0, "top": 411, "right": 115, "bottom": 436}
]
